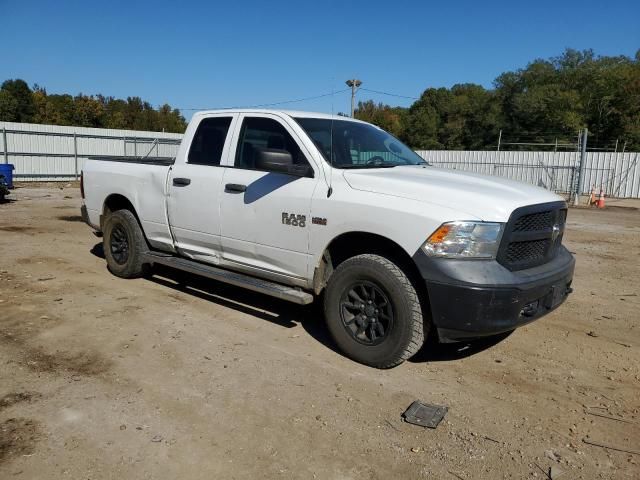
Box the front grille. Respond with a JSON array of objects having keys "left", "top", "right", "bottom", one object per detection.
[
  {"left": 497, "top": 202, "right": 567, "bottom": 271},
  {"left": 505, "top": 239, "right": 550, "bottom": 264},
  {"left": 513, "top": 211, "right": 555, "bottom": 232}
]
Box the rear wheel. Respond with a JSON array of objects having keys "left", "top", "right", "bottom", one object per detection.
[
  {"left": 323, "top": 254, "right": 426, "bottom": 368},
  {"left": 103, "top": 209, "right": 149, "bottom": 278}
]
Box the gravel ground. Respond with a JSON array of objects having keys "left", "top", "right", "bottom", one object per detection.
[{"left": 0, "top": 185, "right": 638, "bottom": 479}]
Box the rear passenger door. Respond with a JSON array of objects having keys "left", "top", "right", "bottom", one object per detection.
[
  {"left": 219, "top": 114, "right": 319, "bottom": 283},
  {"left": 167, "top": 114, "right": 237, "bottom": 263}
]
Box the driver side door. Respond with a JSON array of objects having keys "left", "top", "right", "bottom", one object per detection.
[{"left": 219, "top": 114, "right": 319, "bottom": 284}]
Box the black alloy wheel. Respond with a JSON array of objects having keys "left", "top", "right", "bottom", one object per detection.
[
  {"left": 323, "top": 254, "right": 426, "bottom": 368},
  {"left": 340, "top": 281, "right": 394, "bottom": 345},
  {"left": 109, "top": 224, "right": 130, "bottom": 265}
]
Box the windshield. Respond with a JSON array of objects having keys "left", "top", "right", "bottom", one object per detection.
[{"left": 294, "top": 118, "right": 427, "bottom": 169}]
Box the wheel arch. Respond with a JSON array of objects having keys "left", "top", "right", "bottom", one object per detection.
[
  {"left": 313, "top": 231, "right": 427, "bottom": 305},
  {"left": 101, "top": 193, "right": 145, "bottom": 237},
  {"left": 103, "top": 193, "right": 136, "bottom": 221}
]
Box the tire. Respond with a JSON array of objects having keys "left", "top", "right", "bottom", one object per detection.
[
  {"left": 102, "top": 209, "right": 150, "bottom": 279},
  {"left": 323, "top": 254, "right": 426, "bottom": 368}
]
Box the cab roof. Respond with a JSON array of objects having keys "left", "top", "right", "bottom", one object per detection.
[{"left": 192, "top": 109, "right": 368, "bottom": 123}]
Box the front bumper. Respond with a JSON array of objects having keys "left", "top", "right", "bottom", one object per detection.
[{"left": 413, "top": 246, "right": 575, "bottom": 342}]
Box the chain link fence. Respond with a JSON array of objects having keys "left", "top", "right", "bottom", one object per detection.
[{"left": 416, "top": 150, "right": 640, "bottom": 199}]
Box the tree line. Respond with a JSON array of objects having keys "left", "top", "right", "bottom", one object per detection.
[
  {"left": 355, "top": 49, "right": 640, "bottom": 151},
  {"left": 0, "top": 80, "right": 187, "bottom": 133},
  {"left": 1, "top": 48, "right": 638, "bottom": 148}
]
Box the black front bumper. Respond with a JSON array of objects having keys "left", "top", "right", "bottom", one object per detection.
[{"left": 414, "top": 246, "right": 575, "bottom": 342}]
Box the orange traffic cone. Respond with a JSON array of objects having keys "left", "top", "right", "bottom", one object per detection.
[
  {"left": 596, "top": 187, "right": 606, "bottom": 209},
  {"left": 589, "top": 186, "right": 596, "bottom": 206}
]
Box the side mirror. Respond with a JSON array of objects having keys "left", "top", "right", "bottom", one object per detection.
[
  {"left": 255, "top": 148, "right": 312, "bottom": 177},
  {"left": 255, "top": 148, "right": 293, "bottom": 173}
]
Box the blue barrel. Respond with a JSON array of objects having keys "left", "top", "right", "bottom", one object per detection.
[{"left": 0, "top": 164, "right": 14, "bottom": 189}]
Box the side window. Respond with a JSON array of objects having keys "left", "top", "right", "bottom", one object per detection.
[
  {"left": 235, "top": 117, "right": 309, "bottom": 170},
  {"left": 188, "top": 117, "right": 232, "bottom": 166}
]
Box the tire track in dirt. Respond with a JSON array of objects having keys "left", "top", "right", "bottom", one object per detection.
[
  {"left": 0, "top": 309, "right": 112, "bottom": 377},
  {"left": 0, "top": 418, "right": 43, "bottom": 466},
  {"left": 0, "top": 392, "right": 42, "bottom": 412}
]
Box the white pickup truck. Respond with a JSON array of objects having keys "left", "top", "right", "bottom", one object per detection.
[{"left": 81, "top": 109, "right": 574, "bottom": 368}]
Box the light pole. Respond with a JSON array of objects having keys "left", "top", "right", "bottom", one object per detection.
[{"left": 345, "top": 79, "right": 362, "bottom": 117}]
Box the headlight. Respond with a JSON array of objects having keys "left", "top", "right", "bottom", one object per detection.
[{"left": 423, "top": 222, "right": 504, "bottom": 259}]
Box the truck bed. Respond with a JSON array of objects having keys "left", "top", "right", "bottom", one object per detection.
[{"left": 83, "top": 156, "right": 175, "bottom": 251}]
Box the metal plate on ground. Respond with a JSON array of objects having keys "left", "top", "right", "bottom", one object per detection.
[{"left": 402, "top": 401, "right": 448, "bottom": 429}]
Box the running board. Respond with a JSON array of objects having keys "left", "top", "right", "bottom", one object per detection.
[{"left": 143, "top": 252, "right": 314, "bottom": 305}]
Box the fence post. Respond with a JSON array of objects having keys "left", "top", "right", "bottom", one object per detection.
[
  {"left": 573, "top": 128, "right": 588, "bottom": 206},
  {"left": 497, "top": 130, "right": 502, "bottom": 151},
  {"left": 73, "top": 132, "right": 78, "bottom": 180},
  {"left": 2, "top": 127, "right": 7, "bottom": 164}
]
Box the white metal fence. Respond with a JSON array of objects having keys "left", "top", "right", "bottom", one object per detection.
[
  {"left": 2, "top": 122, "right": 639, "bottom": 198},
  {"left": 416, "top": 150, "right": 640, "bottom": 198},
  {"left": 1, "top": 121, "right": 182, "bottom": 181}
]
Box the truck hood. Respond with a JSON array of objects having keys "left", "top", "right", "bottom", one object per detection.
[{"left": 342, "top": 165, "right": 563, "bottom": 222}]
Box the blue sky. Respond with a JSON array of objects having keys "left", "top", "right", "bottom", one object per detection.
[{"left": 1, "top": 0, "right": 638, "bottom": 119}]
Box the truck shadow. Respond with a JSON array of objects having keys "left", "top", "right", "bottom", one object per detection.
[
  {"left": 409, "top": 331, "right": 512, "bottom": 364},
  {"left": 148, "top": 264, "right": 328, "bottom": 334},
  {"left": 243, "top": 173, "right": 298, "bottom": 204},
  {"left": 148, "top": 264, "right": 511, "bottom": 364},
  {"left": 57, "top": 215, "right": 84, "bottom": 222},
  {"left": 90, "top": 244, "right": 511, "bottom": 364},
  {"left": 90, "top": 243, "right": 105, "bottom": 259}
]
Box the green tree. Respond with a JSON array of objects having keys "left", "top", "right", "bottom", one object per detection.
[
  {"left": 3, "top": 49, "right": 638, "bottom": 150},
  {"left": 156, "top": 104, "right": 188, "bottom": 133},
  {"left": 0, "top": 90, "right": 19, "bottom": 121},
  {"left": 1, "top": 78, "right": 188, "bottom": 133},
  {"left": 0, "top": 79, "right": 35, "bottom": 122},
  {"left": 354, "top": 100, "right": 407, "bottom": 138},
  {"left": 73, "top": 94, "right": 106, "bottom": 127},
  {"left": 46, "top": 94, "right": 76, "bottom": 125},
  {"left": 405, "top": 97, "right": 441, "bottom": 149}
]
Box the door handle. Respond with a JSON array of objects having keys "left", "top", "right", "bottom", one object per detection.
[
  {"left": 225, "top": 183, "right": 247, "bottom": 193},
  {"left": 173, "top": 177, "right": 191, "bottom": 186}
]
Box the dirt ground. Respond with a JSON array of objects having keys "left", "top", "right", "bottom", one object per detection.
[{"left": 0, "top": 185, "right": 638, "bottom": 480}]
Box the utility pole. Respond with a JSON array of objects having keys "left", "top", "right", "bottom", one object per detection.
[
  {"left": 497, "top": 130, "right": 502, "bottom": 151},
  {"left": 345, "top": 79, "right": 362, "bottom": 117}
]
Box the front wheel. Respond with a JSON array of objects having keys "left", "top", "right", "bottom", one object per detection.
[{"left": 323, "top": 254, "right": 426, "bottom": 368}]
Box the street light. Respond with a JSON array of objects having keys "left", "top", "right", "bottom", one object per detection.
[{"left": 346, "top": 79, "right": 362, "bottom": 117}]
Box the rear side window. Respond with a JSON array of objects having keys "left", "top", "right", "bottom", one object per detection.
[
  {"left": 235, "top": 117, "right": 308, "bottom": 170},
  {"left": 188, "top": 117, "right": 232, "bottom": 166}
]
